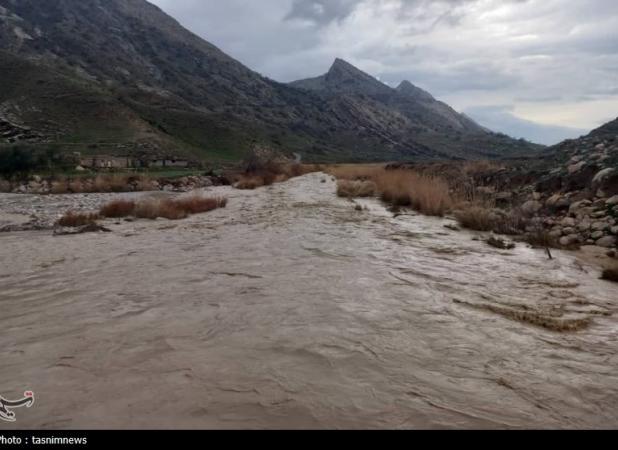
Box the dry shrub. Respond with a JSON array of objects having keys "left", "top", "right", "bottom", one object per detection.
[
  {"left": 172, "top": 195, "right": 227, "bottom": 214},
  {"left": 326, "top": 165, "right": 383, "bottom": 181},
  {"left": 454, "top": 206, "right": 494, "bottom": 231},
  {"left": 235, "top": 176, "right": 265, "bottom": 190},
  {"left": 57, "top": 211, "right": 100, "bottom": 227},
  {"left": 375, "top": 170, "right": 452, "bottom": 216},
  {"left": 455, "top": 205, "right": 529, "bottom": 235},
  {"left": 328, "top": 166, "right": 451, "bottom": 216},
  {"left": 93, "top": 174, "right": 130, "bottom": 193},
  {"left": 68, "top": 179, "right": 85, "bottom": 194},
  {"left": 0, "top": 178, "right": 11, "bottom": 193},
  {"left": 100, "top": 199, "right": 136, "bottom": 218},
  {"left": 462, "top": 160, "right": 505, "bottom": 176},
  {"left": 134, "top": 199, "right": 188, "bottom": 220},
  {"left": 337, "top": 180, "right": 377, "bottom": 198},
  {"left": 233, "top": 163, "right": 318, "bottom": 190},
  {"left": 99, "top": 195, "right": 227, "bottom": 221}
]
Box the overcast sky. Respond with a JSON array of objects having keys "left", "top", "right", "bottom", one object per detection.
[{"left": 150, "top": 0, "right": 618, "bottom": 145}]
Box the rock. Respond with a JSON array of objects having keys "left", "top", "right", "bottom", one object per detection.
[
  {"left": 54, "top": 223, "right": 112, "bottom": 236},
  {"left": 569, "top": 199, "right": 592, "bottom": 215},
  {"left": 592, "top": 221, "right": 609, "bottom": 232},
  {"left": 568, "top": 161, "right": 585, "bottom": 174},
  {"left": 549, "top": 229, "right": 563, "bottom": 239},
  {"left": 562, "top": 227, "right": 576, "bottom": 235},
  {"left": 596, "top": 236, "right": 617, "bottom": 248},
  {"left": 591, "top": 210, "right": 607, "bottom": 219},
  {"left": 607, "top": 250, "right": 617, "bottom": 258},
  {"left": 606, "top": 195, "right": 618, "bottom": 206},
  {"left": 522, "top": 200, "right": 543, "bottom": 216},
  {"left": 592, "top": 168, "right": 618, "bottom": 196},
  {"left": 444, "top": 224, "right": 460, "bottom": 231},
  {"left": 561, "top": 217, "right": 576, "bottom": 227},
  {"left": 487, "top": 236, "right": 516, "bottom": 250},
  {"left": 591, "top": 231, "right": 605, "bottom": 240},
  {"left": 578, "top": 220, "right": 592, "bottom": 232},
  {"left": 546, "top": 194, "right": 570, "bottom": 211},
  {"left": 560, "top": 234, "right": 581, "bottom": 246},
  {"left": 611, "top": 226, "right": 618, "bottom": 235}
]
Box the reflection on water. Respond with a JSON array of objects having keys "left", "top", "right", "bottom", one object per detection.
[{"left": 0, "top": 173, "right": 617, "bottom": 429}]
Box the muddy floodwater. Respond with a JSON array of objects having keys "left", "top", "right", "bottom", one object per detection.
[{"left": 1, "top": 173, "right": 617, "bottom": 429}]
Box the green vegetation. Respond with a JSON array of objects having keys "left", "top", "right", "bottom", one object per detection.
[{"left": 0, "top": 145, "right": 76, "bottom": 179}]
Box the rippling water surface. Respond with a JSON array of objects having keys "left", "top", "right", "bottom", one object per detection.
[{"left": 1, "top": 173, "right": 617, "bottom": 429}]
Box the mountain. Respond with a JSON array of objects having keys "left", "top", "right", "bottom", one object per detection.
[
  {"left": 0, "top": 0, "right": 542, "bottom": 162},
  {"left": 290, "top": 59, "right": 541, "bottom": 160},
  {"left": 528, "top": 117, "right": 618, "bottom": 194}
]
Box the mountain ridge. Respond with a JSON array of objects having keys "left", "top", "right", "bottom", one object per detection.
[{"left": 0, "top": 0, "right": 543, "bottom": 162}]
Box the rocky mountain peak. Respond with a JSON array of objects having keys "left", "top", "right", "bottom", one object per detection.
[{"left": 397, "top": 80, "right": 435, "bottom": 102}]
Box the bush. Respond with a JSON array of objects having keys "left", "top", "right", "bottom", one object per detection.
[
  {"left": 337, "top": 180, "right": 377, "bottom": 198},
  {"left": 100, "top": 199, "right": 136, "bottom": 218},
  {"left": 99, "top": 195, "right": 227, "bottom": 221},
  {"left": 455, "top": 206, "right": 494, "bottom": 231},
  {"left": 57, "top": 211, "right": 100, "bottom": 227}
]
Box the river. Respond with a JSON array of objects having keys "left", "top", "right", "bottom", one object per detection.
[{"left": 1, "top": 173, "right": 617, "bottom": 429}]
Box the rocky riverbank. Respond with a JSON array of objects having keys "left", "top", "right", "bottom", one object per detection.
[{"left": 0, "top": 174, "right": 227, "bottom": 195}]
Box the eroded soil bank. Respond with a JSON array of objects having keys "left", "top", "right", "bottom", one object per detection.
[{"left": 1, "top": 173, "right": 617, "bottom": 429}]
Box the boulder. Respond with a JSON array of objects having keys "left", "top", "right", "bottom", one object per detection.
[
  {"left": 561, "top": 217, "right": 576, "bottom": 227},
  {"left": 596, "top": 236, "right": 617, "bottom": 248},
  {"left": 591, "top": 231, "right": 605, "bottom": 240},
  {"left": 592, "top": 168, "right": 618, "bottom": 196},
  {"left": 522, "top": 200, "right": 543, "bottom": 216},
  {"left": 568, "top": 161, "right": 585, "bottom": 174},
  {"left": 560, "top": 234, "right": 581, "bottom": 246},
  {"left": 592, "top": 221, "right": 609, "bottom": 232},
  {"left": 569, "top": 199, "right": 592, "bottom": 215}
]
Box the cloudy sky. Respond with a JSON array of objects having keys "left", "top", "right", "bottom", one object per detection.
[{"left": 149, "top": 0, "right": 618, "bottom": 145}]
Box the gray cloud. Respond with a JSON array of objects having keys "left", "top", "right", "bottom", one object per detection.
[
  {"left": 285, "top": 0, "right": 361, "bottom": 25},
  {"left": 149, "top": 0, "right": 618, "bottom": 140}
]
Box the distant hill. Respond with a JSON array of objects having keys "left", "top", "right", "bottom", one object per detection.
[{"left": 0, "top": 0, "right": 542, "bottom": 162}]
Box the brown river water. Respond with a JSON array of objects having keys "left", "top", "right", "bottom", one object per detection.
[{"left": 1, "top": 173, "right": 617, "bottom": 429}]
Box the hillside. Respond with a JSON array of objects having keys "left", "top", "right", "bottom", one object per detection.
[{"left": 0, "top": 0, "right": 542, "bottom": 162}]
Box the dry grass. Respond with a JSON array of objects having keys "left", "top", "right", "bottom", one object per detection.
[
  {"left": 133, "top": 199, "right": 188, "bottom": 220},
  {"left": 93, "top": 174, "right": 130, "bottom": 193},
  {"left": 462, "top": 160, "right": 505, "bottom": 176},
  {"left": 99, "top": 199, "right": 136, "bottom": 218},
  {"left": 99, "top": 195, "right": 227, "bottom": 221},
  {"left": 57, "top": 211, "right": 100, "bottom": 227},
  {"left": 376, "top": 171, "right": 452, "bottom": 216},
  {"left": 455, "top": 204, "right": 529, "bottom": 235},
  {"left": 337, "top": 180, "right": 377, "bottom": 198},
  {"left": 454, "top": 206, "right": 494, "bottom": 232},
  {"left": 172, "top": 195, "right": 228, "bottom": 214},
  {"left": 233, "top": 163, "right": 321, "bottom": 190},
  {"left": 328, "top": 165, "right": 452, "bottom": 217}
]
